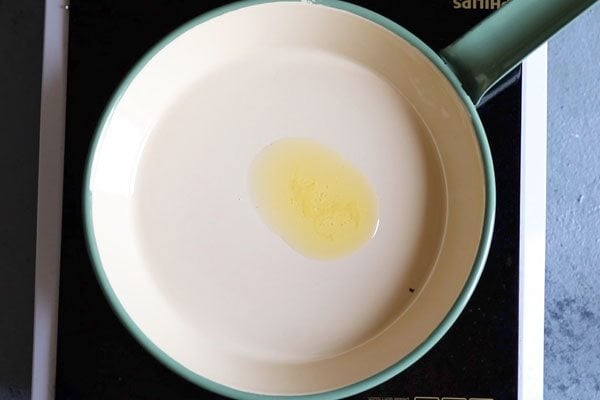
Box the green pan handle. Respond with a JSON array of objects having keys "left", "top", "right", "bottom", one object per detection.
[{"left": 440, "top": 0, "right": 598, "bottom": 106}]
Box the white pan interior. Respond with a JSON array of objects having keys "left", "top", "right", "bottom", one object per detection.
[{"left": 87, "top": 2, "right": 487, "bottom": 396}]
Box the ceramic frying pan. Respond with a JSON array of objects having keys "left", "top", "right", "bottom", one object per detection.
[{"left": 84, "top": 0, "right": 596, "bottom": 398}]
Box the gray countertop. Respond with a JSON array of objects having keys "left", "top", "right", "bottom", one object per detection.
[
  {"left": 546, "top": 3, "right": 600, "bottom": 399},
  {"left": 0, "top": 1, "right": 44, "bottom": 399}
]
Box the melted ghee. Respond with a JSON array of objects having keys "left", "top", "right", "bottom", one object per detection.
[{"left": 249, "top": 138, "right": 379, "bottom": 260}]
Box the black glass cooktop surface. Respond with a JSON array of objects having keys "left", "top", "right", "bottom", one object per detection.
[{"left": 56, "top": 2, "right": 520, "bottom": 399}]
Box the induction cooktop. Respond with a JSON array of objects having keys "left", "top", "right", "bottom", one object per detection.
[{"left": 51, "top": 1, "right": 545, "bottom": 399}]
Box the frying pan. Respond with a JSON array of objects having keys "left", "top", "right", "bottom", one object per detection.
[{"left": 84, "top": 0, "right": 596, "bottom": 398}]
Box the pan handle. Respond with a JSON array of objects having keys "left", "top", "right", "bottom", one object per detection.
[{"left": 440, "top": 0, "right": 597, "bottom": 106}]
